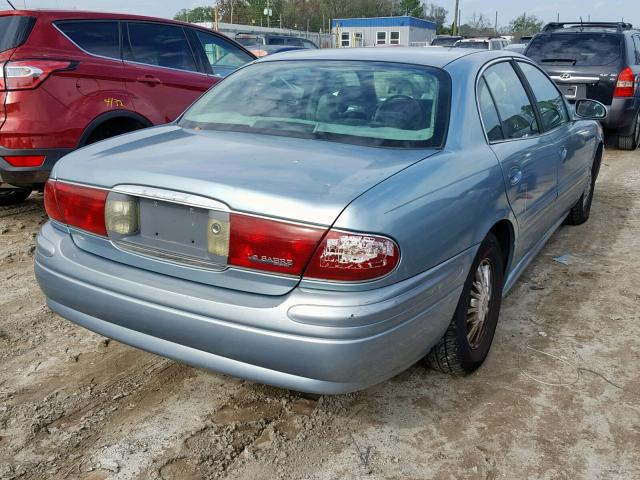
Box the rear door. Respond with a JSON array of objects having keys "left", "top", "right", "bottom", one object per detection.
[
  {"left": 122, "top": 21, "right": 214, "bottom": 124},
  {"left": 525, "top": 32, "right": 624, "bottom": 105},
  {"left": 478, "top": 61, "right": 559, "bottom": 256}
]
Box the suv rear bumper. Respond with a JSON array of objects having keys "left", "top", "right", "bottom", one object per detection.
[
  {"left": 0, "top": 147, "right": 72, "bottom": 188},
  {"left": 602, "top": 97, "right": 640, "bottom": 134}
]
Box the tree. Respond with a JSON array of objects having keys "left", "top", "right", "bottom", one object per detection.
[
  {"left": 459, "top": 12, "right": 494, "bottom": 37},
  {"left": 395, "top": 0, "right": 425, "bottom": 18},
  {"left": 509, "top": 13, "right": 543, "bottom": 39},
  {"left": 425, "top": 4, "right": 448, "bottom": 33}
]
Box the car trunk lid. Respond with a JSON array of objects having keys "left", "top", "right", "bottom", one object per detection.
[{"left": 52, "top": 125, "right": 436, "bottom": 295}]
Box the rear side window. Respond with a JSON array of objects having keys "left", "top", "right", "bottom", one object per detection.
[
  {"left": 517, "top": 62, "right": 569, "bottom": 131},
  {"left": 192, "top": 30, "right": 253, "bottom": 77},
  {"left": 526, "top": 33, "right": 623, "bottom": 66},
  {"left": 0, "top": 15, "right": 35, "bottom": 53},
  {"left": 57, "top": 21, "right": 120, "bottom": 59},
  {"left": 483, "top": 62, "right": 539, "bottom": 140},
  {"left": 478, "top": 78, "right": 504, "bottom": 142},
  {"left": 633, "top": 35, "right": 640, "bottom": 64},
  {"left": 125, "top": 22, "right": 197, "bottom": 72}
]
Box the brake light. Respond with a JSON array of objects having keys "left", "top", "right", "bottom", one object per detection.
[
  {"left": 3, "top": 155, "right": 45, "bottom": 167},
  {"left": 303, "top": 230, "right": 400, "bottom": 281},
  {"left": 44, "top": 181, "right": 108, "bottom": 236},
  {"left": 228, "top": 213, "right": 325, "bottom": 275},
  {"left": 614, "top": 67, "right": 636, "bottom": 97},
  {"left": 1, "top": 60, "right": 74, "bottom": 91}
]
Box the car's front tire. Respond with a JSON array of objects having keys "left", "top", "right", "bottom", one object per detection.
[
  {"left": 617, "top": 111, "right": 640, "bottom": 151},
  {"left": 427, "top": 233, "right": 504, "bottom": 375},
  {"left": 0, "top": 188, "right": 32, "bottom": 206}
]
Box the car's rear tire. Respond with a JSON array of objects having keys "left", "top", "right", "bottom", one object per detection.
[
  {"left": 0, "top": 188, "right": 32, "bottom": 206},
  {"left": 617, "top": 112, "right": 640, "bottom": 151},
  {"left": 427, "top": 233, "right": 504, "bottom": 375}
]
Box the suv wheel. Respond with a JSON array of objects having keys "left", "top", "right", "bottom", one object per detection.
[
  {"left": 427, "top": 233, "right": 504, "bottom": 375},
  {"left": 618, "top": 111, "right": 640, "bottom": 151},
  {"left": 0, "top": 188, "right": 32, "bottom": 206}
]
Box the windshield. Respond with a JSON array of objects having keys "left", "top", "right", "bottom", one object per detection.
[
  {"left": 431, "top": 37, "right": 460, "bottom": 47},
  {"left": 526, "top": 33, "right": 622, "bottom": 66},
  {"left": 179, "top": 60, "right": 451, "bottom": 148},
  {"left": 456, "top": 41, "right": 488, "bottom": 49}
]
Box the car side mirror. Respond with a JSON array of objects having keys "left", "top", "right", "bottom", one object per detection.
[{"left": 574, "top": 99, "right": 607, "bottom": 120}]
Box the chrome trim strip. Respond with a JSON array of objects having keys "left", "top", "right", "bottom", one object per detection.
[
  {"left": 112, "top": 185, "right": 230, "bottom": 212},
  {"left": 550, "top": 75, "right": 600, "bottom": 83},
  {"left": 113, "top": 239, "right": 228, "bottom": 271}
]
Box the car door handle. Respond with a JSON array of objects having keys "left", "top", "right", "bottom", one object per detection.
[
  {"left": 558, "top": 147, "right": 568, "bottom": 162},
  {"left": 136, "top": 75, "right": 162, "bottom": 86},
  {"left": 508, "top": 167, "right": 523, "bottom": 186}
]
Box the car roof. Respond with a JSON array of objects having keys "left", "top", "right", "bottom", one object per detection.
[
  {"left": 0, "top": 9, "right": 194, "bottom": 27},
  {"left": 256, "top": 47, "right": 514, "bottom": 68}
]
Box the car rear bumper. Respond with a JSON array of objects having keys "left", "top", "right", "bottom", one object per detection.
[
  {"left": 601, "top": 97, "right": 639, "bottom": 134},
  {"left": 35, "top": 222, "right": 473, "bottom": 394},
  {"left": 0, "top": 147, "right": 72, "bottom": 188}
]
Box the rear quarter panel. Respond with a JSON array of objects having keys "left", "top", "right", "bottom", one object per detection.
[{"left": 316, "top": 54, "right": 517, "bottom": 290}]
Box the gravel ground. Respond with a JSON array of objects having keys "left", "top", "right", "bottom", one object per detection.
[{"left": 1, "top": 147, "right": 639, "bottom": 480}]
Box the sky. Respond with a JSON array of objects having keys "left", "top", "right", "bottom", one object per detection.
[{"left": 7, "top": 0, "right": 640, "bottom": 29}]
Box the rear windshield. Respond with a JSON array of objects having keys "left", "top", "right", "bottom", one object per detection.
[
  {"left": 0, "top": 16, "right": 34, "bottom": 53},
  {"left": 526, "top": 33, "right": 623, "bottom": 66},
  {"left": 179, "top": 60, "right": 451, "bottom": 148},
  {"left": 456, "top": 41, "right": 488, "bottom": 49},
  {"left": 431, "top": 37, "right": 460, "bottom": 47}
]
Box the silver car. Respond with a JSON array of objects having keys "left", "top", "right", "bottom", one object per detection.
[{"left": 36, "top": 48, "right": 606, "bottom": 394}]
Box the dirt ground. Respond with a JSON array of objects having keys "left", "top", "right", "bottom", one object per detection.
[{"left": 1, "top": 147, "right": 639, "bottom": 480}]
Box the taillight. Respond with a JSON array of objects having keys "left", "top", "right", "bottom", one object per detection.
[
  {"left": 44, "top": 181, "right": 108, "bottom": 236},
  {"left": 614, "top": 67, "right": 636, "bottom": 97},
  {"left": 1, "top": 60, "right": 74, "bottom": 91},
  {"left": 3, "top": 155, "right": 45, "bottom": 167},
  {"left": 303, "top": 230, "right": 400, "bottom": 282},
  {"left": 228, "top": 213, "right": 325, "bottom": 276}
]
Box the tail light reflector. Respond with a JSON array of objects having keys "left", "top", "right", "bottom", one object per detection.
[
  {"left": 228, "top": 213, "right": 325, "bottom": 276},
  {"left": 3, "top": 155, "right": 45, "bottom": 167},
  {"left": 303, "top": 230, "right": 400, "bottom": 282},
  {"left": 2, "top": 60, "right": 74, "bottom": 91},
  {"left": 44, "top": 180, "right": 108, "bottom": 236},
  {"left": 614, "top": 67, "right": 636, "bottom": 97}
]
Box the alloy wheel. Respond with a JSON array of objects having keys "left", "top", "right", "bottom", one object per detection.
[{"left": 466, "top": 259, "right": 493, "bottom": 349}]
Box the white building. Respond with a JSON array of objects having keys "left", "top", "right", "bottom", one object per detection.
[{"left": 332, "top": 16, "right": 437, "bottom": 48}]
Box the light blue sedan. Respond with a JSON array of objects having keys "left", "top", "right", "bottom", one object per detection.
[{"left": 35, "top": 48, "right": 606, "bottom": 394}]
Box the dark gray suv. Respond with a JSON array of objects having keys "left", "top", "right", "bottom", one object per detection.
[{"left": 525, "top": 22, "right": 640, "bottom": 150}]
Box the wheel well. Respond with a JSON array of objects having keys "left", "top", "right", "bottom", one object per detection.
[
  {"left": 80, "top": 113, "right": 152, "bottom": 147},
  {"left": 489, "top": 220, "right": 514, "bottom": 273}
]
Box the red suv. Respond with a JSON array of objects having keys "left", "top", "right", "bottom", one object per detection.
[{"left": 0, "top": 10, "right": 255, "bottom": 205}]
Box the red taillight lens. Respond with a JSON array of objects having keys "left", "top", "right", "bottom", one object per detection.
[
  {"left": 2, "top": 60, "right": 74, "bottom": 91},
  {"left": 44, "top": 181, "right": 108, "bottom": 236},
  {"left": 228, "top": 213, "right": 325, "bottom": 275},
  {"left": 44, "top": 180, "right": 63, "bottom": 223},
  {"left": 3, "top": 155, "right": 45, "bottom": 167},
  {"left": 303, "top": 230, "right": 400, "bottom": 282},
  {"left": 614, "top": 67, "right": 636, "bottom": 97}
]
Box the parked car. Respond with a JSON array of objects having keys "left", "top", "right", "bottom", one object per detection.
[
  {"left": 503, "top": 43, "right": 526, "bottom": 54},
  {"left": 0, "top": 9, "right": 255, "bottom": 205},
  {"left": 250, "top": 45, "right": 306, "bottom": 58},
  {"left": 454, "top": 37, "right": 509, "bottom": 50},
  {"left": 236, "top": 33, "right": 318, "bottom": 50},
  {"left": 525, "top": 22, "right": 640, "bottom": 150},
  {"left": 430, "top": 35, "right": 463, "bottom": 47},
  {"left": 36, "top": 48, "right": 606, "bottom": 394}
]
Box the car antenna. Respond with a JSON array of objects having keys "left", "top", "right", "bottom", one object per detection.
[{"left": 5, "top": 0, "right": 16, "bottom": 9}]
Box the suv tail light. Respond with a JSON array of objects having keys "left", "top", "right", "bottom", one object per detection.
[
  {"left": 43, "top": 182, "right": 400, "bottom": 281},
  {"left": 3, "top": 155, "right": 45, "bottom": 167},
  {"left": 614, "top": 67, "right": 636, "bottom": 97},
  {"left": 0, "top": 60, "right": 75, "bottom": 91},
  {"left": 44, "top": 180, "right": 108, "bottom": 236}
]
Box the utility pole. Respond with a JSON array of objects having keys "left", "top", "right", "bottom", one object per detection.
[
  {"left": 453, "top": 0, "right": 460, "bottom": 34},
  {"left": 495, "top": 11, "right": 498, "bottom": 36}
]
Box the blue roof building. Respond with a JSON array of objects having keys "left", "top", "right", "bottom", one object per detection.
[{"left": 331, "top": 16, "right": 437, "bottom": 48}]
